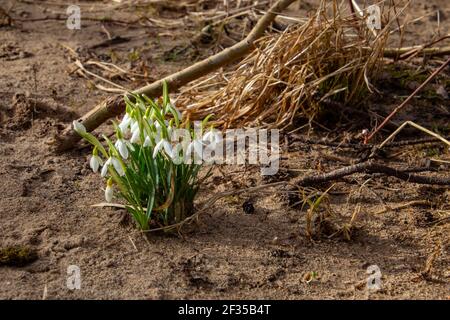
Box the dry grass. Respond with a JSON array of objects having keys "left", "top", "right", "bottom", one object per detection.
[{"left": 176, "top": 0, "right": 403, "bottom": 130}]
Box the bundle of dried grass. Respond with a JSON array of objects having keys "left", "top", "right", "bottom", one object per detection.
[{"left": 177, "top": 0, "right": 394, "bottom": 129}]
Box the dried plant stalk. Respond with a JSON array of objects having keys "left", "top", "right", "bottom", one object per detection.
[{"left": 177, "top": 0, "right": 396, "bottom": 129}]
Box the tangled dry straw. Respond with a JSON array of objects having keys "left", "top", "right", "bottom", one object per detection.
[{"left": 177, "top": 2, "right": 392, "bottom": 129}]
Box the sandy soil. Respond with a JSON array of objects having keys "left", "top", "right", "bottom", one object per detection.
[{"left": 0, "top": 0, "right": 449, "bottom": 299}]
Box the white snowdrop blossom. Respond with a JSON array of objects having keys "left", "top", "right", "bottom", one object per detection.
[
  {"left": 101, "top": 158, "right": 111, "bottom": 177},
  {"left": 105, "top": 178, "right": 113, "bottom": 203},
  {"left": 89, "top": 155, "right": 103, "bottom": 173},
  {"left": 130, "top": 128, "right": 140, "bottom": 144},
  {"left": 111, "top": 157, "right": 125, "bottom": 176},
  {"left": 153, "top": 139, "right": 173, "bottom": 158},
  {"left": 131, "top": 121, "right": 139, "bottom": 134},
  {"left": 101, "top": 157, "right": 125, "bottom": 177},
  {"left": 115, "top": 139, "right": 129, "bottom": 159},
  {"left": 72, "top": 120, "right": 86, "bottom": 134},
  {"left": 143, "top": 136, "right": 152, "bottom": 147},
  {"left": 74, "top": 82, "right": 212, "bottom": 231},
  {"left": 119, "top": 113, "right": 131, "bottom": 134}
]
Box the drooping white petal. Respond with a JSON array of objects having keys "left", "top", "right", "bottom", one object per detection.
[
  {"left": 90, "top": 155, "right": 100, "bottom": 173},
  {"left": 105, "top": 185, "right": 113, "bottom": 203},
  {"left": 115, "top": 139, "right": 129, "bottom": 159},
  {"left": 111, "top": 157, "right": 125, "bottom": 176},
  {"left": 73, "top": 121, "right": 86, "bottom": 134},
  {"left": 130, "top": 128, "right": 140, "bottom": 144},
  {"left": 153, "top": 139, "right": 164, "bottom": 158},
  {"left": 101, "top": 158, "right": 111, "bottom": 177},
  {"left": 143, "top": 136, "right": 152, "bottom": 147},
  {"left": 131, "top": 121, "right": 139, "bottom": 134},
  {"left": 119, "top": 113, "right": 131, "bottom": 133},
  {"left": 154, "top": 132, "right": 162, "bottom": 144},
  {"left": 163, "top": 140, "right": 173, "bottom": 157}
]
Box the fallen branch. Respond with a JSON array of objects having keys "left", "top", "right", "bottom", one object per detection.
[
  {"left": 383, "top": 45, "right": 450, "bottom": 60},
  {"left": 380, "top": 45, "right": 450, "bottom": 59},
  {"left": 291, "top": 160, "right": 450, "bottom": 186},
  {"left": 52, "top": 0, "right": 298, "bottom": 151},
  {"left": 379, "top": 32, "right": 450, "bottom": 59}
]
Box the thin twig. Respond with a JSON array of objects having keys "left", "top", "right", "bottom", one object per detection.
[
  {"left": 370, "top": 121, "right": 450, "bottom": 158},
  {"left": 374, "top": 200, "right": 431, "bottom": 215},
  {"left": 364, "top": 57, "right": 450, "bottom": 144}
]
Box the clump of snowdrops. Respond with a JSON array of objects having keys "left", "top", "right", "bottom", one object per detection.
[{"left": 74, "top": 83, "right": 218, "bottom": 230}]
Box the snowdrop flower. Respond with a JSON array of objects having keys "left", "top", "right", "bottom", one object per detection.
[
  {"left": 89, "top": 154, "right": 103, "bottom": 173},
  {"left": 153, "top": 139, "right": 173, "bottom": 158},
  {"left": 73, "top": 120, "right": 86, "bottom": 134},
  {"left": 143, "top": 136, "right": 152, "bottom": 147},
  {"left": 101, "top": 158, "right": 111, "bottom": 177},
  {"left": 115, "top": 139, "right": 129, "bottom": 159},
  {"left": 105, "top": 178, "right": 113, "bottom": 203},
  {"left": 111, "top": 157, "right": 125, "bottom": 176},
  {"left": 101, "top": 156, "right": 125, "bottom": 177},
  {"left": 119, "top": 113, "right": 132, "bottom": 134},
  {"left": 154, "top": 131, "right": 162, "bottom": 145},
  {"left": 130, "top": 128, "right": 140, "bottom": 144},
  {"left": 154, "top": 121, "right": 161, "bottom": 130},
  {"left": 131, "top": 121, "right": 139, "bottom": 135}
]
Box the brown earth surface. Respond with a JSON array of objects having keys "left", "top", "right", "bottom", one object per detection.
[{"left": 0, "top": 0, "right": 449, "bottom": 299}]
